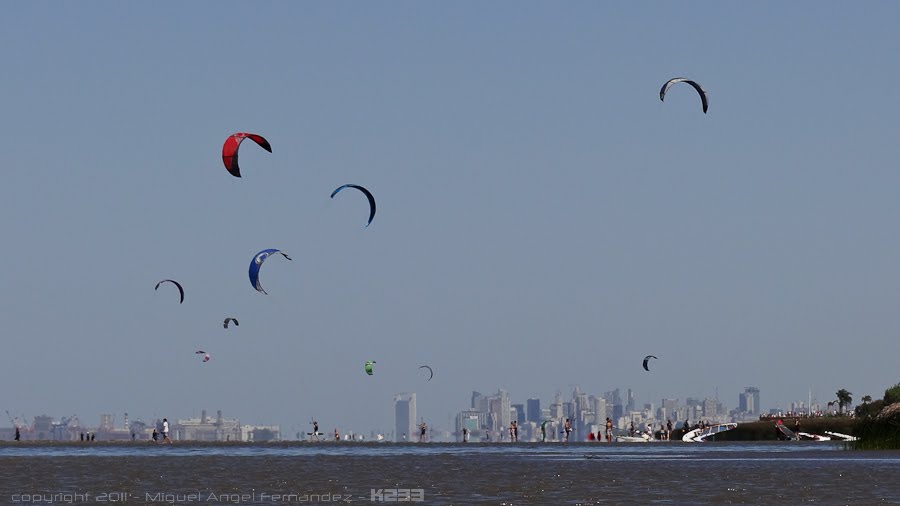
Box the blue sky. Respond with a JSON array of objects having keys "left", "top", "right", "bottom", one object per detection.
[{"left": 1, "top": 1, "right": 899, "bottom": 433}]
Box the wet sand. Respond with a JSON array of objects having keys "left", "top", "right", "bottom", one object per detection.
[{"left": 1, "top": 442, "right": 898, "bottom": 504}]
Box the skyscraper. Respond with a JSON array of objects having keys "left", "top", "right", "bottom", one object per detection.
[
  {"left": 511, "top": 404, "right": 525, "bottom": 424},
  {"left": 394, "top": 393, "right": 416, "bottom": 442},
  {"left": 739, "top": 387, "right": 760, "bottom": 415},
  {"left": 526, "top": 398, "right": 541, "bottom": 424},
  {"left": 487, "top": 390, "right": 510, "bottom": 433}
]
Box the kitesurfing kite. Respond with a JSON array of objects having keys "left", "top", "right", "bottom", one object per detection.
[
  {"left": 248, "top": 249, "right": 292, "bottom": 294},
  {"left": 223, "top": 318, "right": 239, "bottom": 329},
  {"left": 222, "top": 132, "right": 272, "bottom": 178},
  {"left": 642, "top": 355, "right": 658, "bottom": 371},
  {"left": 365, "top": 360, "right": 376, "bottom": 376},
  {"left": 195, "top": 350, "right": 210, "bottom": 362},
  {"left": 419, "top": 365, "right": 434, "bottom": 381},
  {"left": 155, "top": 279, "right": 184, "bottom": 304},
  {"left": 659, "top": 78, "right": 708, "bottom": 113},
  {"left": 330, "top": 184, "right": 376, "bottom": 227}
]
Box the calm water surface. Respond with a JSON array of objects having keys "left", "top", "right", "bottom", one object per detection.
[{"left": 1, "top": 442, "right": 898, "bottom": 504}]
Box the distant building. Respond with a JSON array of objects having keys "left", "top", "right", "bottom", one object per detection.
[
  {"left": 455, "top": 409, "right": 485, "bottom": 441},
  {"left": 175, "top": 409, "right": 241, "bottom": 441},
  {"left": 591, "top": 396, "right": 607, "bottom": 422},
  {"left": 487, "top": 390, "right": 510, "bottom": 434},
  {"left": 526, "top": 398, "right": 541, "bottom": 423},
  {"left": 661, "top": 399, "right": 679, "bottom": 420},
  {"left": 241, "top": 425, "right": 281, "bottom": 442},
  {"left": 394, "top": 393, "right": 416, "bottom": 442},
  {"left": 511, "top": 404, "right": 525, "bottom": 424},
  {"left": 739, "top": 387, "right": 760, "bottom": 415}
]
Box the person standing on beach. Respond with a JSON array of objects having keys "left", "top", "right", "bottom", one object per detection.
[
  {"left": 666, "top": 419, "right": 673, "bottom": 440},
  {"left": 540, "top": 421, "right": 547, "bottom": 442},
  {"left": 462, "top": 427, "right": 469, "bottom": 443},
  {"left": 605, "top": 418, "right": 613, "bottom": 443},
  {"left": 334, "top": 428, "right": 340, "bottom": 441},
  {"left": 14, "top": 427, "right": 20, "bottom": 441},
  {"left": 162, "top": 418, "right": 172, "bottom": 444},
  {"left": 513, "top": 421, "right": 518, "bottom": 442},
  {"left": 563, "top": 418, "right": 572, "bottom": 442},
  {"left": 419, "top": 421, "right": 427, "bottom": 442}
]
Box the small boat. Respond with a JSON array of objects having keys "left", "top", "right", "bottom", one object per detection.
[
  {"left": 616, "top": 433, "right": 655, "bottom": 443},
  {"left": 824, "top": 431, "right": 858, "bottom": 442},
  {"left": 798, "top": 432, "right": 831, "bottom": 441},
  {"left": 682, "top": 423, "right": 737, "bottom": 442}
]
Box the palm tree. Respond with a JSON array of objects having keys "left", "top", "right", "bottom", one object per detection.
[
  {"left": 836, "top": 389, "right": 853, "bottom": 415},
  {"left": 862, "top": 395, "right": 873, "bottom": 405}
]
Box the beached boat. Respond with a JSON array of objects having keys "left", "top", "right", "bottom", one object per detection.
[
  {"left": 616, "top": 433, "right": 655, "bottom": 443},
  {"left": 824, "top": 431, "right": 858, "bottom": 442},
  {"left": 681, "top": 423, "right": 737, "bottom": 442},
  {"left": 797, "top": 432, "right": 831, "bottom": 441}
]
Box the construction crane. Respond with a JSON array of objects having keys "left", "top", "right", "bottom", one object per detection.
[{"left": 5, "top": 410, "right": 17, "bottom": 428}]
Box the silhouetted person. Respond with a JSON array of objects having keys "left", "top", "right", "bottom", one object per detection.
[
  {"left": 80, "top": 433, "right": 84, "bottom": 442},
  {"left": 90, "top": 433, "right": 95, "bottom": 442},
  {"left": 462, "top": 427, "right": 469, "bottom": 443},
  {"left": 152, "top": 428, "right": 158, "bottom": 441},
  {"left": 564, "top": 418, "right": 572, "bottom": 442},
  {"left": 14, "top": 427, "right": 20, "bottom": 441}
]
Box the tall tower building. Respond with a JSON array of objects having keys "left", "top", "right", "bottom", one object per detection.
[
  {"left": 511, "top": 404, "right": 525, "bottom": 424},
  {"left": 526, "top": 398, "right": 541, "bottom": 423},
  {"left": 394, "top": 393, "right": 416, "bottom": 442},
  {"left": 740, "top": 387, "right": 760, "bottom": 414}
]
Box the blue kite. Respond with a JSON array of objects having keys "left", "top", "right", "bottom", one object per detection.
[{"left": 249, "top": 249, "right": 292, "bottom": 294}]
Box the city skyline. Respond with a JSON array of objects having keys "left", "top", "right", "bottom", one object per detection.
[{"left": 4, "top": 382, "right": 852, "bottom": 442}]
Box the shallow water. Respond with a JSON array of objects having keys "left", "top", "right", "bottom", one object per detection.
[{"left": 1, "top": 442, "right": 898, "bottom": 504}]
